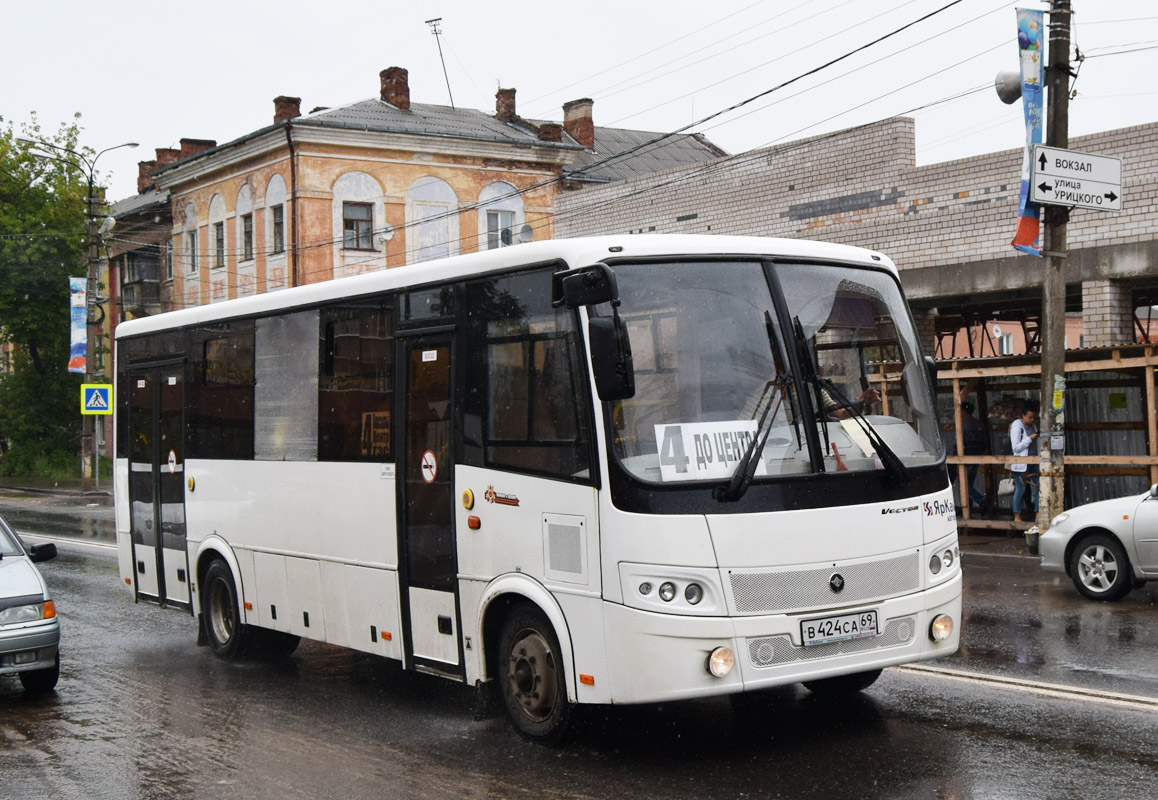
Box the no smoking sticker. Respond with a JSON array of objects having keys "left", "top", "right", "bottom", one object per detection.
[{"left": 420, "top": 450, "right": 438, "bottom": 483}]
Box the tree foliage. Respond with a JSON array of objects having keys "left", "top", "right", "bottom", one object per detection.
[{"left": 0, "top": 114, "right": 92, "bottom": 473}]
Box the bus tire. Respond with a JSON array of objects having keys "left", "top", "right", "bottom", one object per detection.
[
  {"left": 802, "top": 668, "right": 882, "bottom": 696},
  {"left": 202, "top": 559, "right": 252, "bottom": 660},
  {"left": 256, "top": 629, "right": 301, "bottom": 659},
  {"left": 498, "top": 604, "right": 572, "bottom": 744}
]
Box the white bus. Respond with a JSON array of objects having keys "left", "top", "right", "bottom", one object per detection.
[{"left": 114, "top": 235, "right": 960, "bottom": 742}]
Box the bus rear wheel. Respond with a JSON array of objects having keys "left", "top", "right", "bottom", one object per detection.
[
  {"left": 498, "top": 605, "right": 572, "bottom": 744},
  {"left": 201, "top": 560, "right": 253, "bottom": 659},
  {"left": 802, "top": 669, "right": 882, "bottom": 696}
]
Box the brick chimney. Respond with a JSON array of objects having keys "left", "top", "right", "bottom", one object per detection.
[
  {"left": 563, "top": 98, "right": 595, "bottom": 149},
  {"left": 380, "top": 67, "right": 410, "bottom": 110},
  {"left": 274, "top": 95, "right": 302, "bottom": 123},
  {"left": 179, "top": 138, "right": 217, "bottom": 159},
  {"left": 154, "top": 147, "right": 180, "bottom": 170},
  {"left": 137, "top": 161, "right": 157, "bottom": 194},
  {"left": 496, "top": 88, "right": 517, "bottom": 122},
  {"left": 538, "top": 122, "right": 563, "bottom": 143}
]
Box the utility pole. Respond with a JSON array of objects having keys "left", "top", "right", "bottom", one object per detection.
[
  {"left": 426, "top": 18, "right": 455, "bottom": 110},
  {"left": 1038, "top": 0, "right": 1072, "bottom": 531},
  {"left": 81, "top": 175, "right": 99, "bottom": 492}
]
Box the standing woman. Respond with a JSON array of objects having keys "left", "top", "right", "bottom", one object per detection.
[{"left": 1009, "top": 401, "right": 1040, "bottom": 520}]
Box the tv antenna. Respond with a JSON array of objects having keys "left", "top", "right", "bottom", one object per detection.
[{"left": 425, "top": 18, "right": 455, "bottom": 110}]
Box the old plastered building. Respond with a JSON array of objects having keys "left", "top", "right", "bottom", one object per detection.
[
  {"left": 146, "top": 67, "right": 723, "bottom": 309},
  {"left": 555, "top": 116, "right": 1158, "bottom": 352}
]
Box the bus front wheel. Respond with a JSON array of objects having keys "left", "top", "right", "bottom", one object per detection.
[
  {"left": 201, "top": 560, "right": 252, "bottom": 659},
  {"left": 498, "top": 604, "right": 572, "bottom": 744}
]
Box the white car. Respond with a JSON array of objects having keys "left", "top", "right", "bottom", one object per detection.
[
  {"left": 0, "top": 515, "right": 60, "bottom": 692},
  {"left": 1040, "top": 484, "right": 1158, "bottom": 601}
]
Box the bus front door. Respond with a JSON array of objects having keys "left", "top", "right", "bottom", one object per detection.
[
  {"left": 127, "top": 365, "right": 191, "bottom": 610},
  {"left": 397, "top": 337, "right": 462, "bottom": 676}
]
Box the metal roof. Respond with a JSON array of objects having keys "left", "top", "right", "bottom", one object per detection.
[
  {"left": 111, "top": 188, "right": 168, "bottom": 219},
  {"left": 296, "top": 99, "right": 579, "bottom": 150},
  {"left": 563, "top": 128, "right": 727, "bottom": 183}
]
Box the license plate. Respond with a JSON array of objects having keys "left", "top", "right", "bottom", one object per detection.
[{"left": 801, "top": 610, "right": 879, "bottom": 647}]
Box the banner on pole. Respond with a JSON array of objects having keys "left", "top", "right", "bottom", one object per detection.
[
  {"left": 68, "top": 277, "right": 87, "bottom": 373},
  {"left": 1011, "top": 8, "right": 1045, "bottom": 257}
]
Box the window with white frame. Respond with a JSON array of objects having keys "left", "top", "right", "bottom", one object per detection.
[
  {"left": 486, "top": 209, "right": 515, "bottom": 249},
  {"left": 476, "top": 181, "right": 525, "bottom": 254},
  {"left": 186, "top": 230, "right": 198, "bottom": 273},
  {"left": 164, "top": 242, "right": 173, "bottom": 281},
  {"left": 998, "top": 333, "right": 1013, "bottom": 355}
]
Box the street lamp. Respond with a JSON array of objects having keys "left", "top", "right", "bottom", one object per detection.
[{"left": 16, "top": 137, "right": 138, "bottom": 491}]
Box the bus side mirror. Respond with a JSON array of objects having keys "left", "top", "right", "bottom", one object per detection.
[
  {"left": 589, "top": 316, "right": 634, "bottom": 401},
  {"left": 555, "top": 263, "right": 618, "bottom": 308}
]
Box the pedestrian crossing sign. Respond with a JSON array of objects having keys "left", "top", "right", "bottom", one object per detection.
[{"left": 81, "top": 384, "right": 114, "bottom": 416}]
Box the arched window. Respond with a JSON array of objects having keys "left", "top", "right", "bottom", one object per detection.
[
  {"left": 235, "top": 183, "right": 254, "bottom": 264},
  {"left": 477, "top": 181, "right": 526, "bottom": 251},
  {"left": 208, "top": 193, "right": 227, "bottom": 270},
  {"left": 405, "top": 176, "right": 459, "bottom": 264},
  {"left": 332, "top": 171, "right": 386, "bottom": 277},
  {"left": 265, "top": 174, "right": 288, "bottom": 291}
]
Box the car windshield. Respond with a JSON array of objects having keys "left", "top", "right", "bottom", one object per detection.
[
  {"left": 606, "top": 260, "right": 943, "bottom": 484},
  {"left": 0, "top": 518, "right": 22, "bottom": 557}
]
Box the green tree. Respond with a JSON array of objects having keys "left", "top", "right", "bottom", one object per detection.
[{"left": 0, "top": 114, "right": 91, "bottom": 475}]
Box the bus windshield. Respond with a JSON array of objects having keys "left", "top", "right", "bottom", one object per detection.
[{"left": 607, "top": 260, "right": 944, "bottom": 485}]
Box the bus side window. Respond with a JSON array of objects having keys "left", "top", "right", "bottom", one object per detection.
[
  {"left": 463, "top": 268, "right": 592, "bottom": 481},
  {"left": 318, "top": 300, "right": 394, "bottom": 462}
]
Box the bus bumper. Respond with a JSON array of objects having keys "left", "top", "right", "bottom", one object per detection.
[{"left": 599, "top": 571, "right": 961, "bottom": 705}]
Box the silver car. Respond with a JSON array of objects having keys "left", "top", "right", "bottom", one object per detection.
[
  {"left": 1040, "top": 484, "right": 1158, "bottom": 601},
  {"left": 0, "top": 515, "right": 60, "bottom": 692}
]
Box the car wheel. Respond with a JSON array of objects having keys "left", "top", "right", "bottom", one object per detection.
[
  {"left": 498, "top": 604, "right": 572, "bottom": 744},
  {"left": 20, "top": 653, "right": 60, "bottom": 693},
  {"left": 802, "top": 669, "right": 882, "bottom": 696},
  {"left": 1070, "top": 533, "right": 1133, "bottom": 601},
  {"left": 201, "top": 560, "right": 253, "bottom": 659}
]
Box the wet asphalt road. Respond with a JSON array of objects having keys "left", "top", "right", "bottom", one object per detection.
[{"left": 2, "top": 492, "right": 1157, "bottom": 799}]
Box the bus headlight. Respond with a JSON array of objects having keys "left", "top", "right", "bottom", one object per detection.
[
  {"left": 684, "top": 583, "right": 704, "bottom": 605},
  {"left": 707, "top": 647, "right": 735, "bottom": 677},
  {"left": 929, "top": 554, "right": 942, "bottom": 575},
  {"left": 942, "top": 549, "right": 954, "bottom": 568},
  {"left": 658, "top": 582, "right": 677, "bottom": 602},
  {"left": 930, "top": 614, "right": 954, "bottom": 641}
]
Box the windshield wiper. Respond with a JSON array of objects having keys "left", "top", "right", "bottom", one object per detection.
[
  {"left": 792, "top": 317, "right": 909, "bottom": 483},
  {"left": 714, "top": 373, "right": 786, "bottom": 503}
]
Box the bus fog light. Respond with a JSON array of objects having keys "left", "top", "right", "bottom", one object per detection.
[
  {"left": 707, "top": 647, "right": 735, "bottom": 677},
  {"left": 684, "top": 583, "right": 704, "bottom": 605},
  {"left": 942, "top": 549, "right": 954, "bottom": 568},
  {"left": 930, "top": 614, "right": 954, "bottom": 641},
  {"left": 638, "top": 582, "right": 653, "bottom": 596},
  {"left": 659, "top": 582, "right": 676, "bottom": 602},
  {"left": 928, "top": 554, "right": 942, "bottom": 575}
]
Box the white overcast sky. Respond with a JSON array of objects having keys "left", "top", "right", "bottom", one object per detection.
[{"left": 3, "top": 0, "right": 1154, "bottom": 202}]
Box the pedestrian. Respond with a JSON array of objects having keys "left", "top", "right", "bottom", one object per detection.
[
  {"left": 960, "top": 401, "right": 988, "bottom": 513},
  {"left": 1009, "top": 401, "right": 1039, "bottom": 521}
]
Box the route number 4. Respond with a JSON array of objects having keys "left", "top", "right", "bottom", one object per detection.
[{"left": 659, "top": 426, "right": 690, "bottom": 473}]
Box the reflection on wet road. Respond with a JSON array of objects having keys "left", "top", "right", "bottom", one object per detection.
[{"left": 1, "top": 503, "right": 1157, "bottom": 798}]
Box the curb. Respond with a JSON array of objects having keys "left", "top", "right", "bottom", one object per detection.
[{"left": 962, "top": 550, "right": 1040, "bottom": 568}]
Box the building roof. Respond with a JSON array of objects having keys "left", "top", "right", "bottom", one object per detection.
[
  {"left": 562, "top": 128, "right": 728, "bottom": 184},
  {"left": 111, "top": 188, "right": 168, "bottom": 219},
  {"left": 297, "top": 98, "right": 575, "bottom": 150},
  {"left": 151, "top": 96, "right": 726, "bottom": 187}
]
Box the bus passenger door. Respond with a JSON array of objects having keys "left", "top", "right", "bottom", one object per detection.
[
  {"left": 127, "top": 365, "right": 191, "bottom": 610},
  {"left": 397, "top": 336, "right": 462, "bottom": 676}
]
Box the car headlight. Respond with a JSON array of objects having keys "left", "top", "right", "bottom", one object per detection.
[
  {"left": 1051, "top": 512, "right": 1070, "bottom": 526},
  {"left": 0, "top": 600, "right": 54, "bottom": 625}
]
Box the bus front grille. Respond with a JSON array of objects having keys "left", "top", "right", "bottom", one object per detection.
[
  {"left": 746, "top": 615, "right": 917, "bottom": 668},
  {"left": 729, "top": 551, "right": 920, "bottom": 615}
]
